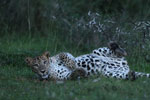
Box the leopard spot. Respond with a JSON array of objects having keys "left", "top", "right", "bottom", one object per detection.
[
  {"left": 99, "top": 49, "right": 101, "bottom": 52},
  {"left": 87, "top": 65, "right": 91, "bottom": 70},
  {"left": 122, "top": 62, "right": 126, "bottom": 65},
  {"left": 109, "top": 73, "right": 112, "bottom": 76},
  {"left": 103, "top": 62, "right": 106, "bottom": 64},
  {"left": 90, "top": 58, "right": 93, "bottom": 62},
  {"left": 111, "top": 63, "right": 115, "bottom": 66},
  {"left": 108, "top": 66, "right": 112, "bottom": 68},
  {"left": 102, "top": 65, "right": 105, "bottom": 69},
  {"left": 115, "top": 61, "right": 119, "bottom": 63},
  {"left": 85, "top": 59, "right": 89, "bottom": 61},
  {"left": 91, "top": 69, "right": 94, "bottom": 74},
  {"left": 95, "top": 60, "right": 99, "bottom": 62},
  {"left": 107, "top": 62, "right": 110, "bottom": 65},
  {"left": 82, "top": 61, "right": 85, "bottom": 65},
  {"left": 58, "top": 63, "right": 62, "bottom": 66},
  {"left": 93, "top": 51, "right": 96, "bottom": 54},
  {"left": 87, "top": 61, "right": 90, "bottom": 64},
  {"left": 102, "top": 54, "right": 105, "bottom": 57},
  {"left": 117, "top": 65, "right": 120, "bottom": 67},
  {"left": 104, "top": 68, "right": 106, "bottom": 71},
  {"left": 103, "top": 51, "right": 106, "bottom": 53},
  {"left": 77, "top": 63, "right": 80, "bottom": 66},
  {"left": 97, "top": 53, "right": 100, "bottom": 56},
  {"left": 91, "top": 63, "right": 94, "bottom": 67},
  {"left": 87, "top": 72, "right": 90, "bottom": 75},
  {"left": 66, "top": 73, "right": 70, "bottom": 77},
  {"left": 82, "top": 64, "right": 86, "bottom": 68}
]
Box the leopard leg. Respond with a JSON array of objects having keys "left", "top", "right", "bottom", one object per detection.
[
  {"left": 108, "top": 41, "right": 127, "bottom": 57},
  {"left": 58, "top": 52, "right": 76, "bottom": 70},
  {"left": 69, "top": 68, "right": 87, "bottom": 80},
  {"left": 128, "top": 70, "right": 137, "bottom": 81},
  {"left": 92, "top": 42, "right": 127, "bottom": 58}
]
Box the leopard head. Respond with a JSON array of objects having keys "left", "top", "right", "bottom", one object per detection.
[
  {"left": 108, "top": 41, "right": 127, "bottom": 57},
  {"left": 25, "top": 51, "right": 50, "bottom": 79}
]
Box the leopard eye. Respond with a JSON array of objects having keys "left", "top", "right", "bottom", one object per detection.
[
  {"left": 44, "top": 61, "right": 47, "bottom": 64},
  {"left": 33, "top": 64, "right": 39, "bottom": 67}
]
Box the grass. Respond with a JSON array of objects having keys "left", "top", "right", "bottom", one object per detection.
[{"left": 0, "top": 33, "right": 150, "bottom": 100}]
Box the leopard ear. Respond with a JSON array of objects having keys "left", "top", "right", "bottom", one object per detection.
[
  {"left": 42, "top": 51, "right": 50, "bottom": 58},
  {"left": 25, "top": 57, "right": 33, "bottom": 66},
  {"left": 108, "top": 41, "right": 118, "bottom": 50}
]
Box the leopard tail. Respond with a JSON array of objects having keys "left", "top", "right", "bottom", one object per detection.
[{"left": 129, "top": 70, "right": 150, "bottom": 80}]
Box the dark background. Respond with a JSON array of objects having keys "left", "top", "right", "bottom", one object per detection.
[{"left": 0, "top": 0, "right": 150, "bottom": 59}]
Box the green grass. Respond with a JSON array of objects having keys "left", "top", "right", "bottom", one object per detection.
[{"left": 0, "top": 33, "right": 150, "bottom": 100}]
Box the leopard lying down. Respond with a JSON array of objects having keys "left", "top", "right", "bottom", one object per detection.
[{"left": 25, "top": 43, "right": 150, "bottom": 81}]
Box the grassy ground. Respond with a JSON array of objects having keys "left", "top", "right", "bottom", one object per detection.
[{"left": 0, "top": 33, "right": 150, "bottom": 100}]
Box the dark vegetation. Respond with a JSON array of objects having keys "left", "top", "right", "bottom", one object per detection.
[{"left": 0, "top": 0, "right": 150, "bottom": 100}]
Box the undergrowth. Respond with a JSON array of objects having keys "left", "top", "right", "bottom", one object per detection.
[{"left": 0, "top": 33, "right": 150, "bottom": 100}]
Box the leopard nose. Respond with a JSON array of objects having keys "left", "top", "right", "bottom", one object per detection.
[{"left": 41, "top": 70, "right": 45, "bottom": 73}]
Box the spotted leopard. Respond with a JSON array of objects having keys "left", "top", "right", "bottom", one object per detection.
[{"left": 25, "top": 42, "right": 150, "bottom": 81}]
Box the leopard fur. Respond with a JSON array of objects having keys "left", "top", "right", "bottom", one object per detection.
[{"left": 25, "top": 43, "right": 150, "bottom": 81}]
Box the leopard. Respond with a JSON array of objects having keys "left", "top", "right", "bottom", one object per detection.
[
  {"left": 25, "top": 52, "right": 86, "bottom": 80},
  {"left": 25, "top": 42, "right": 150, "bottom": 81}
]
